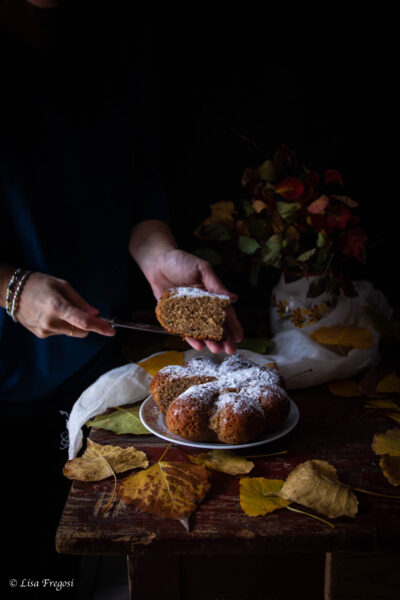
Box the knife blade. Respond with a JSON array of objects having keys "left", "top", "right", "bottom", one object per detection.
[{"left": 102, "top": 317, "right": 178, "bottom": 336}]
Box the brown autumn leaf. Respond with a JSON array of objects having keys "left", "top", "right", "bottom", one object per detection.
[
  {"left": 328, "top": 380, "right": 361, "bottom": 397},
  {"left": 279, "top": 459, "right": 358, "bottom": 518},
  {"left": 63, "top": 440, "right": 148, "bottom": 482},
  {"left": 189, "top": 450, "right": 254, "bottom": 475},
  {"left": 379, "top": 455, "right": 400, "bottom": 486},
  {"left": 311, "top": 325, "right": 374, "bottom": 353},
  {"left": 372, "top": 427, "right": 400, "bottom": 457},
  {"left": 118, "top": 458, "right": 211, "bottom": 529}
]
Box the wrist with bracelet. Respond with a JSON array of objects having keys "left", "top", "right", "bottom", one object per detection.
[{"left": 5, "top": 268, "right": 31, "bottom": 322}]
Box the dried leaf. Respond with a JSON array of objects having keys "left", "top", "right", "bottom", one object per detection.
[
  {"left": 87, "top": 405, "right": 149, "bottom": 435},
  {"left": 257, "top": 159, "right": 275, "bottom": 181},
  {"left": 377, "top": 372, "right": 400, "bottom": 395},
  {"left": 307, "top": 195, "right": 329, "bottom": 215},
  {"left": 380, "top": 455, "right": 400, "bottom": 486},
  {"left": 311, "top": 325, "right": 374, "bottom": 351},
  {"left": 240, "top": 477, "right": 290, "bottom": 516},
  {"left": 388, "top": 413, "right": 400, "bottom": 424},
  {"left": 359, "top": 364, "right": 394, "bottom": 397},
  {"left": 189, "top": 450, "right": 254, "bottom": 475},
  {"left": 275, "top": 176, "right": 304, "bottom": 201},
  {"left": 364, "top": 400, "right": 400, "bottom": 411},
  {"left": 328, "top": 380, "right": 361, "bottom": 397},
  {"left": 63, "top": 440, "right": 148, "bottom": 481},
  {"left": 138, "top": 351, "right": 184, "bottom": 376},
  {"left": 372, "top": 427, "right": 400, "bottom": 457},
  {"left": 118, "top": 459, "right": 211, "bottom": 529},
  {"left": 279, "top": 459, "right": 358, "bottom": 518}
]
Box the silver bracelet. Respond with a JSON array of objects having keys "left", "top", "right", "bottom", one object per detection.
[
  {"left": 5, "top": 268, "right": 22, "bottom": 316},
  {"left": 10, "top": 270, "right": 31, "bottom": 322}
]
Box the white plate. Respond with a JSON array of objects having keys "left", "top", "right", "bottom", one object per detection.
[{"left": 139, "top": 394, "right": 299, "bottom": 450}]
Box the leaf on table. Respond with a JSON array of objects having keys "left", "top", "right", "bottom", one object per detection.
[
  {"left": 311, "top": 325, "right": 374, "bottom": 353},
  {"left": 240, "top": 477, "right": 290, "bottom": 516},
  {"left": 379, "top": 455, "right": 400, "bottom": 486},
  {"left": 364, "top": 399, "right": 400, "bottom": 411},
  {"left": 138, "top": 351, "right": 184, "bottom": 376},
  {"left": 376, "top": 372, "right": 400, "bottom": 395},
  {"left": 87, "top": 405, "right": 149, "bottom": 435},
  {"left": 63, "top": 440, "right": 148, "bottom": 481},
  {"left": 372, "top": 427, "right": 400, "bottom": 457},
  {"left": 328, "top": 380, "right": 361, "bottom": 397},
  {"left": 359, "top": 364, "right": 394, "bottom": 397},
  {"left": 118, "top": 459, "right": 211, "bottom": 529},
  {"left": 279, "top": 459, "right": 358, "bottom": 518},
  {"left": 388, "top": 412, "right": 400, "bottom": 424},
  {"left": 189, "top": 450, "right": 254, "bottom": 475}
]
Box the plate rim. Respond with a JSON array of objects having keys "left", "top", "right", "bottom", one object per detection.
[{"left": 139, "top": 394, "right": 299, "bottom": 450}]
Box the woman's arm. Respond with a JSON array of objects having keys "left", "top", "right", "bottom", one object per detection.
[{"left": 129, "top": 220, "right": 243, "bottom": 355}]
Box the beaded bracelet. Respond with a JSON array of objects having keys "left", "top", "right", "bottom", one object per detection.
[
  {"left": 5, "top": 268, "right": 22, "bottom": 317},
  {"left": 10, "top": 270, "right": 31, "bottom": 322}
]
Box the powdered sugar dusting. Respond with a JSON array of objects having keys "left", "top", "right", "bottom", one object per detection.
[{"left": 171, "top": 287, "right": 230, "bottom": 302}]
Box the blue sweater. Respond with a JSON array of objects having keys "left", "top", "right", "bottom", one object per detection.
[{"left": 0, "top": 5, "right": 168, "bottom": 411}]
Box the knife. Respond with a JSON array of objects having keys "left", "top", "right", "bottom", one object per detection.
[{"left": 102, "top": 317, "right": 178, "bottom": 336}]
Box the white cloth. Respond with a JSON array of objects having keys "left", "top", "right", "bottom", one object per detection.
[{"left": 67, "top": 280, "right": 391, "bottom": 458}]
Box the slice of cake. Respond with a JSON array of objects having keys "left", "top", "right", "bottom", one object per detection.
[{"left": 155, "top": 287, "right": 231, "bottom": 341}]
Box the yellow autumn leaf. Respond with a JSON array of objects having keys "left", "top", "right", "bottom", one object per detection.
[
  {"left": 279, "top": 459, "right": 358, "bottom": 518},
  {"left": 118, "top": 459, "right": 211, "bottom": 528},
  {"left": 372, "top": 427, "right": 400, "bottom": 457},
  {"left": 328, "top": 380, "right": 362, "bottom": 397},
  {"left": 257, "top": 159, "right": 275, "bottom": 181},
  {"left": 204, "top": 201, "right": 235, "bottom": 229},
  {"left": 189, "top": 450, "right": 254, "bottom": 475},
  {"left": 388, "top": 413, "right": 400, "bottom": 425},
  {"left": 311, "top": 325, "right": 374, "bottom": 350},
  {"left": 138, "top": 351, "right": 184, "bottom": 376},
  {"left": 379, "top": 455, "right": 400, "bottom": 486},
  {"left": 240, "top": 477, "right": 290, "bottom": 516},
  {"left": 376, "top": 372, "right": 400, "bottom": 395},
  {"left": 63, "top": 440, "right": 148, "bottom": 482},
  {"left": 364, "top": 399, "right": 400, "bottom": 410}
]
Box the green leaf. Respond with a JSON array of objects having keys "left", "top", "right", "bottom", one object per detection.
[
  {"left": 277, "top": 201, "right": 300, "bottom": 220},
  {"left": 317, "top": 231, "right": 331, "bottom": 249},
  {"left": 203, "top": 224, "right": 232, "bottom": 241},
  {"left": 297, "top": 248, "right": 316, "bottom": 262},
  {"left": 238, "top": 337, "right": 275, "bottom": 354},
  {"left": 242, "top": 200, "right": 255, "bottom": 217},
  {"left": 87, "top": 405, "right": 149, "bottom": 435},
  {"left": 257, "top": 159, "right": 275, "bottom": 181},
  {"left": 261, "top": 234, "right": 283, "bottom": 265},
  {"left": 195, "top": 248, "right": 223, "bottom": 266},
  {"left": 239, "top": 235, "right": 261, "bottom": 255}
]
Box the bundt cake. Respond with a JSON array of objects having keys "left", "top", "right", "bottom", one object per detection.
[
  {"left": 149, "top": 355, "right": 290, "bottom": 444},
  {"left": 155, "top": 287, "right": 231, "bottom": 341}
]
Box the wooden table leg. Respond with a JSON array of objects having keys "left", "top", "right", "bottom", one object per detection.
[
  {"left": 325, "top": 551, "right": 400, "bottom": 600},
  {"left": 127, "top": 555, "right": 181, "bottom": 600}
]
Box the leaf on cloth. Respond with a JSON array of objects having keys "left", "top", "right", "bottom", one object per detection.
[
  {"left": 376, "top": 372, "right": 400, "bottom": 395},
  {"left": 379, "top": 455, "right": 400, "bottom": 486},
  {"left": 118, "top": 456, "right": 211, "bottom": 529},
  {"left": 279, "top": 459, "right": 358, "bottom": 518},
  {"left": 372, "top": 427, "right": 400, "bottom": 457},
  {"left": 311, "top": 325, "right": 374, "bottom": 353},
  {"left": 138, "top": 351, "right": 184, "bottom": 376},
  {"left": 63, "top": 440, "right": 148, "bottom": 482},
  {"left": 189, "top": 450, "right": 254, "bottom": 475},
  {"left": 240, "top": 477, "right": 290, "bottom": 516},
  {"left": 87, "top": 405, "right": 149, "bottom": 435},
  {"left": 328, "top": 380, "right": 362, "bottom": 397}
]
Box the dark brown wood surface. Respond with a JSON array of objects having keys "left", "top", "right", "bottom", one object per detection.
[{"left": 56, "top": 386, "right": 400, "bottom": 557}]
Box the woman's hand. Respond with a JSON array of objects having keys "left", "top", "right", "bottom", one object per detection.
[
  {"left": 15, "top": 272, "right": 115, "bottom": 339},
  {"left": 129, "top": 221, "right": 243, "bottom": 355}
]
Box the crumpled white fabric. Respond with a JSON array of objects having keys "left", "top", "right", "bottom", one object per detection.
[
  {"left": 66, "top": 279, "right": 391, "bottom": 458},
  {"left": 67, "top": 362, "right": 152, "bottom": 460}
]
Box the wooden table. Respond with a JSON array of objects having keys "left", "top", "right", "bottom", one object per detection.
[{"left": 56, "top": 385, "right": 400, "bottom": 599}]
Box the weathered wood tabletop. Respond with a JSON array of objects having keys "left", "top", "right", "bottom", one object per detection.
[{"left": 56, "top": 387, "right": 400, "bottom": 560}]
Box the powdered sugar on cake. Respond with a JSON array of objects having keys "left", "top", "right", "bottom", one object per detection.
[{"left": 171, "top": 287, "right": 230, "bottom": 301}]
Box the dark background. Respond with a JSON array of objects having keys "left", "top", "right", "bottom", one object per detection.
[{"left": 139, "top": 7, "right": 397, "bottom": 309}]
